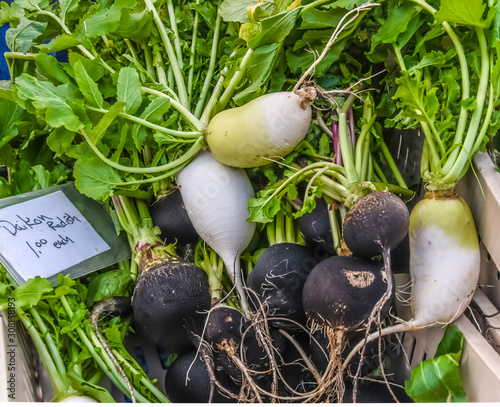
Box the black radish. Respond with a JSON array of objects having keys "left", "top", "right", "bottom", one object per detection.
[
  {"left": 149, "top": 189, "right": 199, "bottom": 246},
  {"left": 204, "top": 305, "right": 246, "bottom": 380},
  {"left": 247, "top": 243, "right": 317, "bottom": 330},
  {"left": 205, "top": 304, "right": 245, "bottom": 345},
  {"left": 132, "top": 253, "right": 211, "bottom": 353},
  {"left": 297, "top": 197, "right": 335, "bottom": 259},
  {"left": 301, "top": 255, "right": 392, "bottom": 401},
  {"left": 342, "top": 191, "right": 409, "bottom": 259},
  {"left": 165, "top": 350, "right": 239, "bottom": 403},
  {"left": 303, "top": 256, "right": 391, "bottom": 334}
]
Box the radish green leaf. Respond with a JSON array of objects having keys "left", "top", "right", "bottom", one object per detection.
[
  {"left": 435, "top": 0, "right": 488, "bottom": 27},
  {"left": 74, "top": 60, "right": 104, "bottom": 109},
  {"left": 14, "top": 75, "right": 86, "bottom": 132},
  {"left": 117, "top": 67, "right": 142, "bottom": 115},
  {"left": 35, "top": 54, "right": 71, "bottom": 85},
  {"left": 5, "top": 17, "right": 46, "bottom": 53},
  {"left": 74, "top": 159, "right": 123, "bottom": 200},
  {"left": 405, "top": 324, "right": 466, "bottom": 403}
]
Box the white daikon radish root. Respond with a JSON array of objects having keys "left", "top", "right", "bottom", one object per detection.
[
  {"left": 177, "top": 150, "right": 256, "bottom": 317},
  {"left": 206, "top": 88, "right": 316, "bottom": 168}
]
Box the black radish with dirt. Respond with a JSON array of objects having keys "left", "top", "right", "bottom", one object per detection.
[
  {"left": 111, "top": 195, "right": 211, "bottom": 353},
  {"left": 132, "top": 256, "right": 211, "bottom": 353},
  {"left": 301, "top": 255, "right": 392, "bottom": 401}
]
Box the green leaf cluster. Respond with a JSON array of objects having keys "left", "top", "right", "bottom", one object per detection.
[
  {"left": 0, "top": 266, "right": 162, "bottom": 402},
  {"left": 405, "top": 324, "right": 467, "bottom": 402}
]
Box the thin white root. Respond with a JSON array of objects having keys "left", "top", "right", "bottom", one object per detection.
[
  {"left": 91, "top": 303, "right": 137, "bottom": 403},
  {"left": 279, "top": 329, "right": 322, "bottom": 384},
  {"left": 342, "top": 321, "right": 418, "bottom": 372},
  {"left": 293, "top": 2, "right": 380, "bottom": 93}
]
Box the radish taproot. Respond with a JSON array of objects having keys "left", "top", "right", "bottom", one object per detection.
[
  {"left": 206, "top": 88, "right": 316, "bottom": 168},
  {"left": 177, "top": 150, "right": 256, "bottom": 316}
]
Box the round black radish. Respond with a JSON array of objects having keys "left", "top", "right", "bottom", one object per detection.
[
  {"left": 165, "top": 350, "right": 239, "bottom": 403},
  {"left": 343, "top": 191, "right": 409, "bottom": 259},
  {"left": 205, "top": 305, "right": 245, "bottom": 345},
  {"left": 297, "top": 197, "right": 335, "bottom": 260},
  {"left": 390, "top": 232, "right": 410, "bottom": 273},
  {"left": 302, "top": 255, "right": 392, "bottom": 333},
  {"left": 132, "top": 260, "right": 211, "bottom": 353},
  {"left": 205, "top": 305, "right": 245, "bottom": 380},
  {"left": 242, "top": 326, "right": 287, "bottom": 375},
  {"left": 246, "top": 243, "right": 317, "bottom": 330},
  {"left": 149, "top": 189, "right": 199, "bottom": 246}
]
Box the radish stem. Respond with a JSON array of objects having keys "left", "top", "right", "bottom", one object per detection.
[{"left": 142, "top": 0, "right": 188, "bottom": 107}]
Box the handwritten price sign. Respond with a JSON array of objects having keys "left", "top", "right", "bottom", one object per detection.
[{"left": 0, "top": 191, "right": 110, "bottom": 280}]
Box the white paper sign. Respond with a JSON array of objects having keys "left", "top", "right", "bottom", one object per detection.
[{"left": 0, "top": 191, "right": 110, "bottom": 280}]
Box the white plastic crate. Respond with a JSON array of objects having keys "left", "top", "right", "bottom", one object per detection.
[
  {"left": 390, "top": 273, "right": 500, "bottom": 403},
  {"left": 457, "top": 151, "right": 500, "bottom": 310},
  {"left": 0, "top": 310, "right": 43, "bottom": 402}
]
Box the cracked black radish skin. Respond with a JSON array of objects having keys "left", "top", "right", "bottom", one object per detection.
[
  {"left": 303, "top": 256, "right": 392, "bottom": 336},
  {"left": 301, "top": 255, "right": 392, "bottom": 400}
]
